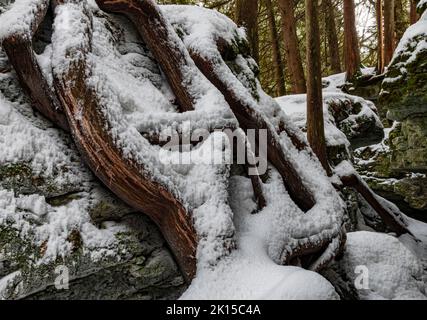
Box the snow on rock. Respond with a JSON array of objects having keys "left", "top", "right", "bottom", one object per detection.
[
  {"left": 275, "top": 93, "right": 350, "bottom": 150},
  {"left": 419, "top": 0, "right": 427, "bottom": 13},
  {"left": 380, "top": 10, "right": 427, "bottom": 121},
  {"left": 336, "top": 231, "right": 426, "bottom": 300},
  {"left": 276, "top": 90, "right": 384, "bottom": 155},
  {"left": 0, "top": 90, "right": 184, "bottom": 298},
  {"left": 0, "top": 93, "right": 87, "bottom": 197},
  {"left": 391, "top": 10, "right": 427, "bottom": 68}
]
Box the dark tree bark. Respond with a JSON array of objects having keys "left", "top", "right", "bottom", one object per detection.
[
  {"left": 324, "top": 0, "right": 342, "bottom": 74},
  {"left": 343, "top": 0, "right": 361, "bottom": 82},
  {"left": 394, "top": 0, "right": 408, "bottom": 45},
  {"left": 265, "top": 0, "right": 286, "bottom": 96},
  {"left": 1, "top": 0, "right": 69, "bottom": 131},
  {"left": 305, "top": 0, "right": 330, "bottom": 175},
  {"left": 235, "top": 0, "right": 259, "bottom": 64},
  {"left": 277, "top": 0, "right": 306, "bottom": 93},
  {"left": 376, "top": 0, "right": 385, "bottom": 74},
  {"left": 410, "top": 0, "right": 420, "bottom": 24},
  {"left": 384, "top": 0, "right": 395, "bottom": 66}
]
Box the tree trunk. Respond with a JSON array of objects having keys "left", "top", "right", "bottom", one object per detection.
[
  {"left": 235, "top": 0, "right": 259, "bottom": 64},
  {"left": 410, "top": 0, "right": 420, "bottom": 24},
  {"left": 53, "top": 1, "right": 197, "bottom": 282},
  {"left": 277, "top": 0, "right": 306, "bottom": 93},
  {"left": 376, "top": 0, "right": 385, "bottom": 74},
  {"left": 394, "top": 0, "right": 408, "bottom": 45},
  {"left": 265, "top": 0, "right": 286, "bottom": 96},
  {"left": 324, "top": 0, "right": 342, "bottom": 74},
  {"left": 1, "top": 0, "right": 69, "bottom": 131},
  {"left": 343, "top": 0, "right": 361, "bottom": 82},
  {"left": 305, "top": 0, "right": 330, "bottom": 175},
  {"left": 384, "top": 0, "right": 395, "bottom": 66}
]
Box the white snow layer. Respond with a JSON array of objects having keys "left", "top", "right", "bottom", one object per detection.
[
  {"left": 389, "top": 10, "right": 427, "bottom": 70},
  {"left": 275, "top": 90, "right": 382, "bottom": 148},
  {"left": 0, "top": 0, "right": 48, "bottom": 40},
  {"left": 338, "top": 232, "right": 426, "bottom": 300}
]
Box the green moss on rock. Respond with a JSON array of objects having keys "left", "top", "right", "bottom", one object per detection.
[
  {"left": 379, "top": 37, "right": 427, "bottom": 121},
  {"left": 389, "top": 117, "right": 427, "bottom": 172}
]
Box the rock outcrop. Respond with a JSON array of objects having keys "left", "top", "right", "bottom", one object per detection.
[{"left": 370, "top": 9, "right": 427, "bottom": 219}]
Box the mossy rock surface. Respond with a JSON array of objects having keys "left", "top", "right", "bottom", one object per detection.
[
  {"left": 0, "top": 215, "right": 185, "bottom": 300},
  {"left": 379, "top": 30, "right": 427, "bottom": 121},
  {"left": 389, "top": 117, "right": 427, "bottom": 173}
]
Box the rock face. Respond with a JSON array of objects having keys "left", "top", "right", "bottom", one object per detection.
[
  {"left": 364, "top": 10, "right": 427, "bottom": 221},
  {"left": 379, "top": 10, "right": 427, "bottom": 171},
  {"left": 370, "top": 10, "right": 427, "bottom": 219},
  {"left": 0, "top": 3, "right": 184, "bottom": 299}
]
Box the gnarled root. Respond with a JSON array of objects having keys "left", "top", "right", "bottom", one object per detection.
[{"left": 51, "top": 1, "right": 197, "bottom": 282}]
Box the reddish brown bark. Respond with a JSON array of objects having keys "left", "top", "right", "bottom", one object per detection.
[
  {"left": 235, "top": 0, "right": 259, "bottom": 64},
  {"left": 384, "top": 0, "right": 395, "bottom": 66},
  {"left": 376, "top": 0, "right": 385, "bottom": 74},
  {"left": 324, "top": 0, "right": 342, "bottom": 74},
  {"left": 343, "top": 0, "right": 361, "bottom": 82},
  {"left": 410, "top": 0, "right": 420, "bottom": 24},
  {"left": 284, "top": 226, "right": 347, "bottom": 271},
  {"left": 305, "top": 0, "right": 331, "bottom": 175},
  {"left": 277, "top": 0, "right": 306, "bottom": 93}
]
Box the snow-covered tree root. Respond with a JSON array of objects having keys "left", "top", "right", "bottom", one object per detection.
[
  {"left": 50, "top": 1, "right": 198, "bottom": 282},
  {"left": 93, "top": 0, "right": 348, "bottom": 272},
  {"left": 0, "top": 0, "right": 69, "bottom": 131}
]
